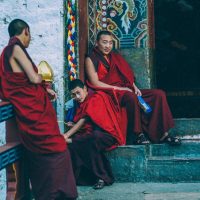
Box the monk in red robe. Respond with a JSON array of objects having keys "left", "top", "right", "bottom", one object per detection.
[
  {"left": 64, "top": 79, "right": 125, "bottom": 189},
  {"left": 0, "top": 19, "right": 77, "bottom": 200},
  {"left": 85, "top": 30, "right": 181, "bottom": 145}
]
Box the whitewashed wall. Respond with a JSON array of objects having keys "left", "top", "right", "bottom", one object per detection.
[{"left": 0, "top": 1, "right": 66, "bottom": 199}]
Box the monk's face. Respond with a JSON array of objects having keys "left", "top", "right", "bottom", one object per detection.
[
  {"left": 71, "top": 86, "right": 88, "bottom": 103},
  {"left": 96, "top": 34, "right": 113, "bottom": 55}
]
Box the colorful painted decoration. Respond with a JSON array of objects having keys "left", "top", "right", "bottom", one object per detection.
[
  {"left": 67, "top": 0, "right": 77, "bottom": 81},
  {"left": 94, "top": 0, "right": 148, "bottom": 48}
]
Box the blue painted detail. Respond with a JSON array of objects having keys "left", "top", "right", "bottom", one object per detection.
[
  {"left": 0, "top": 144, "right": 23, "bottom": 170},
  {"left": 0, "top": 104, "right": 14, "bottom": 122}
]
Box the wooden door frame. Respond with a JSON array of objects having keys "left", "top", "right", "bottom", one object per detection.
[
  {"left": 78, "top": 0, "right": 88, "bottom": 81},
  {"left": 77, "top": 0, "right": 155, "bottom": 80}
]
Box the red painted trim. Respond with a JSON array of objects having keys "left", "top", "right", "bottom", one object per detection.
[
  {"left": 78, "top": 0, "right": 88, "bottom": 81},
  {"left": 148, "top": 0, "right": 155, "bottom": 48}
]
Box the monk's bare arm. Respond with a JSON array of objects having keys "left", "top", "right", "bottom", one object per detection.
[
  {"left": 63, "top": 118, "right": 86, "bottom": 139},
  {"left": 11, "top": 45, "right": 42, "bottom": 84},
  {"left": 85, "top": 57, "right": 132, "bottom": 92}
]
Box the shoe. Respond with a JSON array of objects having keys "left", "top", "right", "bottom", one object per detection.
[
  {"left": 93, "top": 179, "right": 105, "bottom": 190},
  {"left": 160, "top": 135, "right": 181, "bottom": 146},
  {"left": 136, "top": 133, "right": 150, "bottom": 145}
]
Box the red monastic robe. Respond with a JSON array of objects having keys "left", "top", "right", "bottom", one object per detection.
[
  {"left": 73, "top": 90, "right": 126, "bottom": 146},
  {"left": 0, "top": 37, "right": 66, "bottom": 153},
  {"left": 69, "top": 91, "right": 121, "bottom": 185},
  {"left": 86, "top": 48, "right": 174, "bottom": 143}
]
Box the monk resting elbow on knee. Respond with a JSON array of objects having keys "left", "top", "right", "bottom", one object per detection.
[
  {"left": 84, "top": 30, "right": 181, "bottom": 146},
  {"left": 64, "top": 79, "right": 125, "bottom": 189}
]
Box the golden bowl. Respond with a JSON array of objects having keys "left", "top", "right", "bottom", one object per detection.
[{"left": 38, "top": 61, "right": 54, "bottom": 82}]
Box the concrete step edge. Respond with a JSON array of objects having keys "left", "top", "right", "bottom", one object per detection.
[{"left": 148, "top": 156, "right": 200, "bottom": 161}]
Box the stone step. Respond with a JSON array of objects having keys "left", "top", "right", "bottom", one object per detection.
[
  {"left": 107, "top": 141, "right": 200, "bottom": 182},
  {"left": 148, "top": 141, "right": 200, "bottom": 157},
  {"left": 170, "top": 118, "right": 200, "bottom": 137}
]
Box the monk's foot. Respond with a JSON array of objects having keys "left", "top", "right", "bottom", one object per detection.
[
  {"left": 93, "top": 179, "right": 105, "bottom": 190},
  {"left": 136, "top": 133, "right": 150, "bottom": 145},
  {"left": 160, "top": 135, "right": 181, "bottom": 146}
]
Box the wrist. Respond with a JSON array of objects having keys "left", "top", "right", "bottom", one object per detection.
[{"left": 64, "top": 132, "right": 70, "bottom": 138}]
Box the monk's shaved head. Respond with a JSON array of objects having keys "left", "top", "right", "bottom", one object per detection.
[
  {"left": 8, "top": 19, "right": 29, "bottom": 37},
  {"left": 96, "top": 30, "right": 113, "bottom": 41},
  {"left": 69, "top": 79, "right": 85, "bottom": 91}
]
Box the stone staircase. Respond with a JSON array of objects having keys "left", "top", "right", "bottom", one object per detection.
[
  {"left": 106, "top": 118, "right": 200, "bottom": 183},
  {"left": 2, "top": 116, "right": 200, "bottom": 199},
  {"left": 77, "top": 118, "right": 200, "bottom": 199}
]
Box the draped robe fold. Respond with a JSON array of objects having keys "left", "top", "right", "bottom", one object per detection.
[
  {"left": 86, "top": 48, "right": 174, "bottom": 143},
  {"left": 0, "top": 37, "right": 66, "bottom": 153},
  {"left": 0, "top": 37, "right": 77, "bottom": 199},
  {"left": 69, "top": 90, "right": 126, "bottom": 185}
]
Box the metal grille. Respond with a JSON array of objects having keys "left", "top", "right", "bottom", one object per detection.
[
  {"left": 0, "top": 143, "right": 23, "bottom": 170},
  {"left": 0, "top": 103, "right": 14, "bottom": 123}
]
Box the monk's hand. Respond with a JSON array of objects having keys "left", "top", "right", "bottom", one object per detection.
[
  {"left": 133, "top": 83, "right": 142, "bottom": 96},
  {"left": 66, "top": 138, "right": 72, "bottom": 143},
  {"left": 47, "top": 88, "right": 57, "bottom": 101},
  {"left": 63, "top": 133, "right": 72, "bottom": 143}
]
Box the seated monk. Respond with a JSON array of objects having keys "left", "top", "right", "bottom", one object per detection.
[
  {"left": 85, "top": 30, "right": 181, "bottom": 145},
  {"left": 64, "top": 79, "right": 126, "bottom": 189}
]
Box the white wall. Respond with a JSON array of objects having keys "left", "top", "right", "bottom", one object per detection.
[
  {"left": 0, "top": 0, "right": 66, "bottom": 130},
  {"left": 0, "top": 1, "right": 66, "bottom": 198}
]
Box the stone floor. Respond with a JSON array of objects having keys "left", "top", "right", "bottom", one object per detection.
[
  {"left": 2, "top": 182, "right": 200, "bottom": 200},
  {"left": 77, "top": 182, "right": 200, "bottom": 200}
]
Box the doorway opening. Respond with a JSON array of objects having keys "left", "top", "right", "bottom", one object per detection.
[{"left": 154, "top": 0, "right": 200, "bottom": 118}]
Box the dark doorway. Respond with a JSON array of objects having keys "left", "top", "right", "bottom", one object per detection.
[{"left": 154, "top": 0, "right": 200, "bottom": 118}]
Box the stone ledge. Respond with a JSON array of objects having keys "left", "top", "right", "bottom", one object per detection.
[
  {"left": 107, "top": 141, "right": 200, "bottom": 182},
  {"left": 170, "top": 118, "right": 200, "bottom": 136}
]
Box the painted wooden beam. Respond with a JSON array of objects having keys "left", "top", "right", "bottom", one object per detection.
[
  {"left": 0, "top": 101, "right": 14, "bottom": 122},
  {"left": 0, "top": 102, "right": 22, "bottom": 170},
  {"left": 0, "top": 142, "right": 23, "bottom": 170}
]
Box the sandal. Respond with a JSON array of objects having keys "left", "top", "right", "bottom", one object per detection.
[
  {"left": 160, "top": 135, "right": 181, "bottom": 146},
  {"left": 136, "top": 133, "right": 150, "bottom": 145},
  {"left": 93, "top": 179, "right": 105, "bottom": 190}
]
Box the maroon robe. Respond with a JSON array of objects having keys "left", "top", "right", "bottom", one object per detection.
[
  {"left": 86, "top": 48, "right": 174, "bottom": 143},
  {"left": 73, "top": 91, "right": 127, "bottom": 146},
  {"left": 69, "top": 92, "right": 120, "bottom": 185},
  {"left": 0, "top": 37, "right": 66, "bottom": 153},
  {"left": 0, "top": 37, "right": 78, "bottom": 199}
]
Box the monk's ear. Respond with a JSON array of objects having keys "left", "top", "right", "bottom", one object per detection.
[{"left": 24, "top": 28, "right": 30, "bottom": 36}]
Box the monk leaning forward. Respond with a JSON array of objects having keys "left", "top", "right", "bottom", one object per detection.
[{"left": 64, "top": 79, "right": 125, "bottom": 190}]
